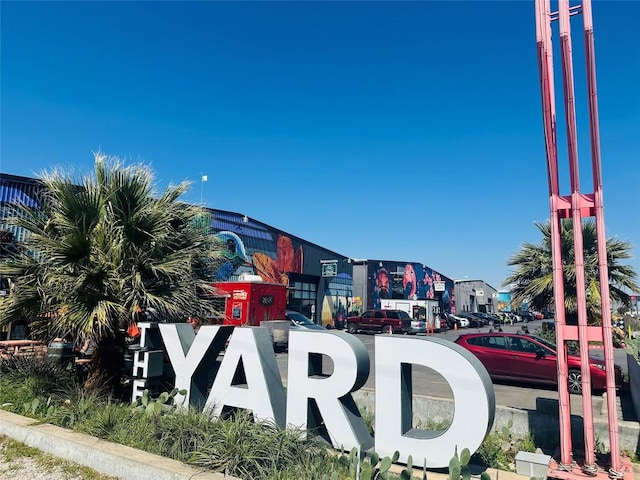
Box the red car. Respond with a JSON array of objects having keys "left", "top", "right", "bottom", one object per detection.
[{"left": 454, "top": 332, "right": 622, "bottom": 394}]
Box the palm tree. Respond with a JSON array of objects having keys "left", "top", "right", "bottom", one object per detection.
[
  {"left": 0, "top": 154, "right": 225, "bottom": 394},
  {"left": 504, "top": 219, "right": 638, "bottom": 324}
]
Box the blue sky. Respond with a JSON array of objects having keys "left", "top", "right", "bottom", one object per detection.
[{"left": 1, "top": 1, "right": 638, "bottom": 290}]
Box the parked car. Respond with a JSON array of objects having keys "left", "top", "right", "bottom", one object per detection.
[
  {"left": 471, "top": 312, "right": 499, "bottom": 326},
  {"left": 345, "top": 310, "right": 412, "bottom": 335},
  {"left": 408, "top": 319, "right": 427, "bottom": 334},
  {"left": 519, "top": 311, "right": 535, "bottom": 323},
  {"left": 446, "top": 313, "right": 469, "bottom": 329},
  {"left": 456, "top": 312, "right": 484, "bottom": 328},
  {"left": 454, "top": 332, "right": 623, "bottom": 394},
  {"left": 286, "top": 311, "right": 326, "bottom": 331}
]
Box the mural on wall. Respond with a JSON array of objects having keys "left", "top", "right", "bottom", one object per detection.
[
  {"left": 211, "top": 212, "right": 304, "bottom": 287},
  {"left": 213, "top": 231, "right": 250, "bottom": 281},
  {"left": 252, "top": 235, "right": 303, "bottom": 285},
  {"left": 322, "top": 273, "right": 352, "bottom": 328},
  {"left": 370, "top": 262, "right": 455, "bottom": 314},
  {"left": 497, "top": 291, "right": 512, "bottom": 312},
  {"left": 2, "top": 178, "right": 342, "bottom": 320},
  {"left": 254, "top": 235, "right": 303, "bottom": 285}
]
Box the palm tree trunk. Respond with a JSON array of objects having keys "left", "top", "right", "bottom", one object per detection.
[{"left": 85, "top": 333, "right": 127, "bottom": 398}]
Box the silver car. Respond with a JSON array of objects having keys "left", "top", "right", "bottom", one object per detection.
[
  {"left": 286, "top": 311, "right": 326, "bottom": 331},
  {"left": 409, "top": 319, "right": 427, "bottom": 334}
]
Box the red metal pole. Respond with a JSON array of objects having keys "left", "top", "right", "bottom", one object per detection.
[
  {"left": 536, "top": 0, "right": 573, "bottom": 466},
  {"left": 535, "top": 1, "right": 628, "bottom": 477},
  {"left": 582, "top": 0, "right": 621, "bottom": 473},
  {"left": 558, "top": 0, "right": 597, "bottom": 469}
]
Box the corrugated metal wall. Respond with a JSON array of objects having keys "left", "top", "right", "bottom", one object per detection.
[{"left": 0, "top": 174, "right": 44, "bottom": 244}]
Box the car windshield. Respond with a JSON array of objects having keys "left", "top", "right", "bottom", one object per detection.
[
  {"left": 287, "top": 312, "right": 315, "bottom": 326},
  {"left": 397, "top": 311, "right": 412, "bottom": 320},
  {"left": 528, "top": 335, "right": 556, "bottom": 351}
]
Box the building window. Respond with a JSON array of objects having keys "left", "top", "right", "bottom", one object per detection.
[{"left": 292, "top": 282, "right": 316, "bottom": 300}]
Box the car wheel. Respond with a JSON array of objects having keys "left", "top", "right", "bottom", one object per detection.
[
  {"left": 347, "top": 322, "right": 358, "bottom": 334},
  {"left": 568, "top": 369, "right": 583, "bottom": 394},
  {"left": 382, "top": 324, "right": 393, "bottom": 334}
]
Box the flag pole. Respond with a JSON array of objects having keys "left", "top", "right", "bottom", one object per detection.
[{"left": 200, "top": 173, "right": 207, "bottom": 205}]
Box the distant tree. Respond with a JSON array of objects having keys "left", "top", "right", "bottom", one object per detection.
[
  {"left": 504, "top": 219, "right": 638, "bottom": 324},
  {"left": 0, "top": 154, "right": 225, "bottom": 394}
]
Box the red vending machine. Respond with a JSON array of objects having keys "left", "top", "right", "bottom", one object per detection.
[{"left": 212, "top": 280, "right": 287, "bottom": 327}]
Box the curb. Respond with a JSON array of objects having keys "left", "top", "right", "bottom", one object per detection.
[{"left": 0, "top": 410, "right": 238, "bottom": 480}]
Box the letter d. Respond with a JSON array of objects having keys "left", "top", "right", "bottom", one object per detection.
[{"left": 374, "top": 336, "right": 495, "bottom": 468}]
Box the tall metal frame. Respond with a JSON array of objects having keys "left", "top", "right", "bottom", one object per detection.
[{"left": 534, "top": 0, "right": 631, "bottom": 478}]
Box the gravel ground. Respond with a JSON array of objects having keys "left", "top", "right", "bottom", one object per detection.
[
  {"left": 0, "top": 437, "right": 118, "bottom": 480},
  {"left": 0, "top": 455, "right": 85, "bottom": 480}
]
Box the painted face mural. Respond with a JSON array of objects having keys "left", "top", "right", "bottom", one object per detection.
[
  {"left": 366, "top": 262, "right": 454, "bottom": 315},
  {"left": 403, "top": 264, "right": 417, "bottom": 299},
  {"left": 378, "top": 269, "right": 390, "bottom": 299},
  {"left": 370, "top": 267, "right": 390, "bottom": 309}
]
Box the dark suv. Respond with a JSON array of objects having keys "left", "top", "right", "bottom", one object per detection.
[{"left": 345, "top": 310, "right": 412, "bottom": 335}]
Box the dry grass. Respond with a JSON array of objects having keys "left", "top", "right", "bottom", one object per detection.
[{"left": 0, "top": 435, "right": 118, "bottom": 480}]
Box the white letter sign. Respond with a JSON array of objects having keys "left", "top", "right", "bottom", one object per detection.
[
  {"left": 374, "top": 336, "right": 495, "bottom": 468},
  {"left": 286, "top": 330, "right": 373, "bottom": 451},
  {"left": 159, "top": 324, "right": 233, "bottom": 408},
  {"left": 206, "top": 327, "right": 286, "bottom": 426},
  {"left": 136, "top": 323, "right": 497, "bottom": 469}
]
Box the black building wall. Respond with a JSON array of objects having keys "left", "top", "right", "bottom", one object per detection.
[{"left": 0, "top": 173, "right": 351, "bottom": 327}]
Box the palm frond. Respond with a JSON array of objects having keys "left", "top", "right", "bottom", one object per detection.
[{"left": 504, "top": 219, "right": 638, "bottom": 322}]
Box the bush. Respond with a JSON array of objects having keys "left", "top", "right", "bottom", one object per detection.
[
  {"left": 188, "top": 410, "right": 337, "bottom": 478},
  {"left": 0, "top": 355, "right": 77, "bottom": 417},
  {"left": 471, "top": 420, "right": 536, "bottom": 472},
  {"left": 0, "top": 356, "right": 543, "bottom": 479},
  {"left": 626, "top": 336, "right": 640, "bottom": 362}
]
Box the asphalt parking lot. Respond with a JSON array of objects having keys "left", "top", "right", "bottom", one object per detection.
[{"left": 274, "top": 318, "right": 635, "bottom": 419}]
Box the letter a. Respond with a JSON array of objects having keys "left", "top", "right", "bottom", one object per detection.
[{"left": 206, "top": 327, "right": 286, "bottom": 427}]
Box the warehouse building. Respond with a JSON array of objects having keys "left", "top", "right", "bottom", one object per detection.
[{"left": 1, "top": 173, "right": 456, "bottom": 333}]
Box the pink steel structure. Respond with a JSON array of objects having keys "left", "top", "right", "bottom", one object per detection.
[{"left": 534, "top": 0, "right": 632, "bottom": 479}]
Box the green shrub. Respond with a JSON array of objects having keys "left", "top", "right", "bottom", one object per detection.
[
  {"left": 471, "top": 420, "right": 536, "bottom": 471},
  {"left": 0, "top": 355, "right": 76, "bottom": 407},
  {"left": 1, "top": 361, "right": 550, "bottom": 479},
  {"left": 131, "top": 388, "right": 186, "bottom": 417},
  {"left": 188, "top": 409, "right": 337, "bottom": 479},
  {"left": 73, "top": 401, "right": 133, "bottom": 440},
  {"left": 625, "top": 336, "right": 640, "bottom": 362},
  {"left": 45, "top": 383, "right": 109, "bottom": 429}
]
